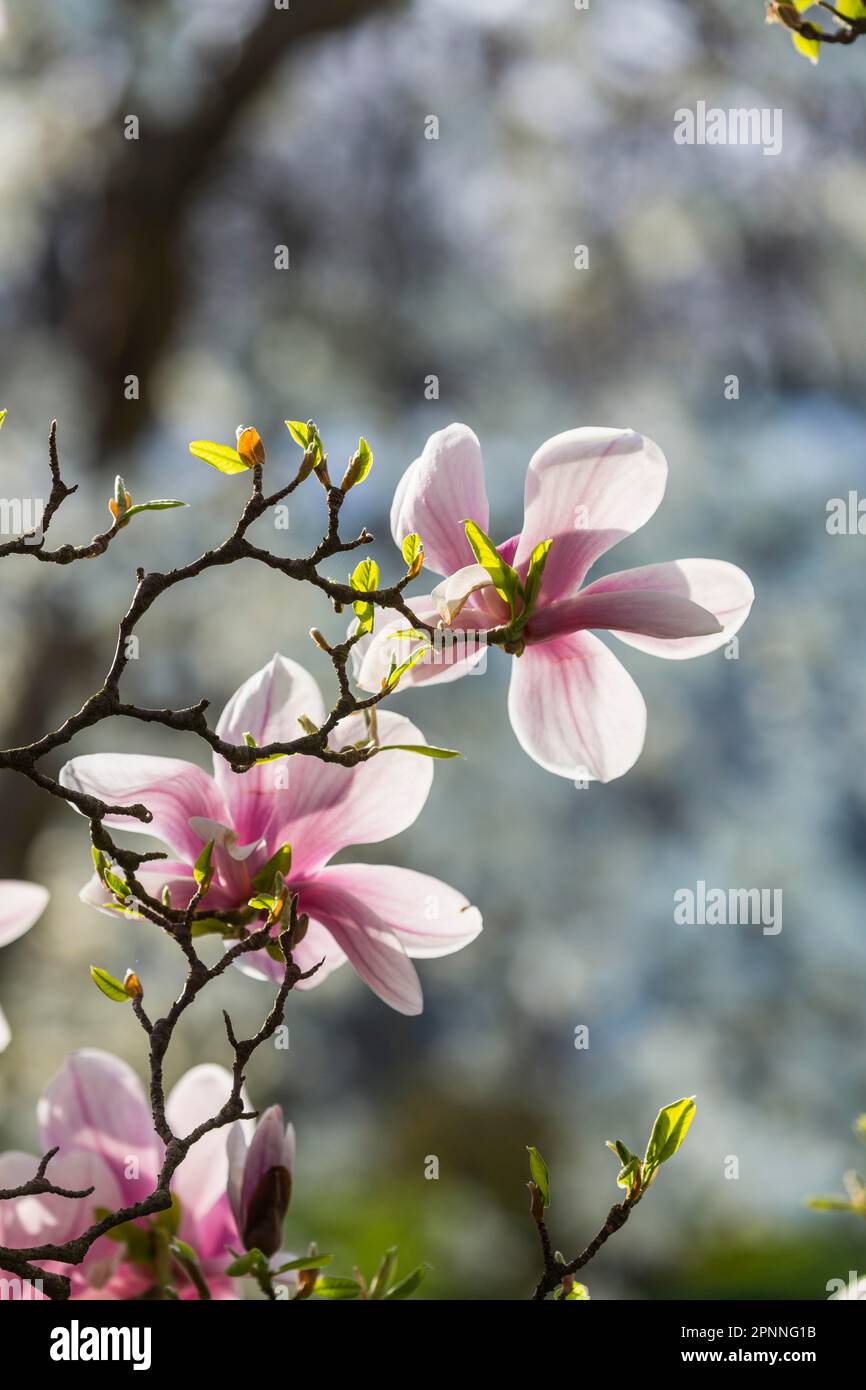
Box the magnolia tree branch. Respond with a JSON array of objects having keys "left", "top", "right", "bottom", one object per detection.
[
  {"left": 767, "top": 2, "right": 866, "bottom": 46},
  {"left": 529, "top": 1190, "right": 639, "bottom": 1302},
  {"left": 0, "top": 419, "right": 432, "bottom": 1298}
]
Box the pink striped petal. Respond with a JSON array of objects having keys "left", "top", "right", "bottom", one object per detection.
[
  {"left": 582, "top": 559, "right": 754, "bottom": 659},
  {"left": 527, "top": 589, "right": 722, "bottom": 644},
  {"left": 298, "top": 878, "right": 423, "bottom": 1015},
  {"left": 507, "top": 633, "right": 647, "bottom": 782},
  {"left": 262, "top": 710, "right": 434, "bottom": 876},
  {"left": 214, "top": 655, "right": 327, "bottom": 845},
  {"left": 514, "top": 428, "right": 668, "bottom": 602},
  {"left": 390, "top": 424, "right": 489, "bottom": 578},
  {"left": 313, "top": 864, "right": 482, "bottom": 958},
  {"left": 59, "top": 754, "right": 229, "bottom": 863},
  {"left": 0, "top": 881, "right": 48, "bottom": 948}
]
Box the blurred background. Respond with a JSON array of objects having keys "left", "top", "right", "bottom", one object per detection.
[{"left": 1, "top": 0, "right": 865, "bottom": 1299}]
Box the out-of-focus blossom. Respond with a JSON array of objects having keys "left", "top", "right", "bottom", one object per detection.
[
  {"left": 0, "top": 881, "right": 48, "bottom": 1052},
  {"left": 0, "top": 1049, "right": 248, "bottom": 1299}
]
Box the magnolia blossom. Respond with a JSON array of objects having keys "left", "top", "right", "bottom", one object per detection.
[
  {"left": 0, "top": 881, "right": 49, "bottom": 1051},
  {"left": 228, "top": 1106, "right": 294, "bottom": 1261},
  {"left": 0, "top": 1049, "right": 248, "bottom": 1299},
  {"left": 357, "top": 424, "right": 754, "bottom": 782},
  {"left": 60, "top": 655, "right": 481, "bottom": 1015}
]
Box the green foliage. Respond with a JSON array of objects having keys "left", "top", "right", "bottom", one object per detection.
[
  {"left": 89, "top": 965, "right": 129, "bottom": 1003},
  {"left": 188, "top": 440, "right": 249, "bottom": 474},
  {"left": 351, "top": 557, "right": 379, "bottom": 635},
  {"left": 526, "top": 1146, "right": 551, "bottom": 1207},
  {"left": 463, "top": 519, "right": 521, "bottom": 618}
]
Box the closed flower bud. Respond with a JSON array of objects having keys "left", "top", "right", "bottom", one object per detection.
[
  {"left": 236, "top": 425, "right": 266, "bottom": 468},
  {"left": 227, "top": 1106, "right": 295, "bottom": 1258},
  {"left": 109, "top": 476, "right": 132, "bottom": 522},
  {"left": 123, "top": 969, "right": 143, "bottom": 999}
]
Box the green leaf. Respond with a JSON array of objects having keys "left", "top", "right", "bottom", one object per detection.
[
  {"left": 189, "top": 440, "right": 249, "bottom": 475},
  {"left": 351, "top": 558, "right": 379, "bottom": 635},
  {"left": 384, "top": 643, "right": 429, "bottom": 690},
  {"left": 103, "top": 867, "right": 131, "bottom": 900},
  {"left": 401, "top": 532, "right": 424, "bottom": 574},
  {"left": 644, "top": 1096, "right": 696, "bottom": 1176},
  {"left": 559, "top": 1281, "right": 590, "bottom": 1301},
  {"left": 122, "top": 500, "right": 188, "bottom": 519},
  {"left": 385, "top": 1263, "right": 431, "bottom": 1300},
  {"left": 274, "top": 1253, "right": 332, "bottom": 1273},
  {"left": 190, "top": 916, "right": 235, "bottom": 939},
  {"left": 0, "top": 409, "right": 6, "bottom": 430},
  {"left": 285, "top": 420, "right": 323, "bottom": 465},
  {"left": 804, "top": 1196, "right": 859, "bottom": 1213},
  {"left": 368, "top": 1247, "right": 399, "bottom": 1299},
  {"left": 313, "top": 1276, "right": 362, "bottom": 1300},
  {"left": 251, "top": 844, "right": 293, "bottom": 894},
  {"left": 354, "top": 437, "right": 373, "bottom": 484},
  {"left": 464, "top": 519, "right": 521, "bottom": 617},
  {"left": 90, "top": 966, "right": 130, "bottom": 1004},
  {"left": 520, "top": 538, "right": 553, "bottom": 620},
  {"left": 378, "top": 743, "right": 462, "bottom": 759},
  {"left": 193, "top": 839, "right": 214, "bottom": 888},
  {"left": 225, "top": 1249, "right": 266, "bottom": 1277},
  {"left": 526, "top": 1146, "right": 551, "bottom": 1208}
]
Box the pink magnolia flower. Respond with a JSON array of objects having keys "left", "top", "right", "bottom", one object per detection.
[
  {"left": 60, "top": 654, "right": 481, "bottom": 1015},
  {"left": 357, "top": 424, "right": 754, "bottom": 782},
  {"left": 0, "top": 1048, "right": 248, "bottom": 1299},
  {"left": 0, "top": 881, "right": 49, "bottom": 1052}
]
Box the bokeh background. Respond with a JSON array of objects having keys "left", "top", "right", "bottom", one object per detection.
[{"left": 2, "top": 0, "right": 865, "bottom": 1299}]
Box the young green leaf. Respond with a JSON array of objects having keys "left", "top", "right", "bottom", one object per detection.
[
  {"left": 90, "top": 966, "right": 131, "bottom": 1004},
  {"left": 122, "top": 500, "right": 188, "bottom": 520},
  {"left": 519, "top": 538, "right": 553, "bottom": 623},
  {"left": 644, "top": 1096, "right": 696, "bottom": 1175},
  {"left": 401, "top": 532, "right": 424, "bottom": 577},
  {"left": 351, "top": 558, "right": 379, "bottom": 635},
  {"left": 193, "top": 839, "right": 214, "bottom": 889},
  {"left": 188, "top": 440, "right": 249, "bottom": 475},
  {"left": 251, "top": 844, "right": 293, "bottom": 894},
  {"left": 274, "top": 1253, "right": 332, "bottom": 1273},
  {"left": 225, "top": 1249, "right": 266, "bottom": 1277},
  {"left": 384, "top": 643, "right": 429, "bottom": 690},
  {"left": 464, "top": 519, "right": 521, "bottom": 617},
  {"left": 103, "top": 868, "right": 131, "bottom": 901},
  {"left": 526, "top": 1146, "right": 551, "bottom": 1208},
  {"left": 313, "top": 1276, "right": 362, "bottom": 1300},
  {"left": 385, "top": 1263, "right": 431, "bottom": 1300},
  {"left": 378, "top": 743, "right": 462, "bottom": 759},
  {"left": 0, "top": 409, "right": 7, "bottom": 430}
]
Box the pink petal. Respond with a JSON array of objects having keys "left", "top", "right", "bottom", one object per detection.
[
  {"left": 214, "top": 655, "right": 327, "bottom": 844},
  {"left": 0, "top": 880, "right": 48, "bottom": 948},
  {"left": 527, "top": 589, "right": 722, "bottom": 644},
  {"left": 165, "top": 1064, "right": 252, "bottom": 1228},
  {"left": 390, "top": 423, "right": 489, "bottom": 578},
  {"left": 298, "top": 878, "right": 423, "bottom": 1015},
  {"left": 0, "top": 1150, "right": 121, "bottom": 1250},
  {"left": 263, "top": 710, "right": 435, "bottom": 877},
  {"left": 314, "top": 864, "right": 482, "bottom": 958},
  {"left": 507, "top": 633, "right": 647, "bottom": 782},
  {"left": 514, "top": 428, "right": 668, "bottom": 602},
  {"left": 37, "top": 1050, "right": 160, "bottom": 1202},
  {"left": 354, "top": 600, "right": 489, "bottom": 693},
  {"left": 59, "top": 754, "right": 229, "bottom": 864},
  {"left": 581, "top": 559, "right": 755, "bottom": 659}
]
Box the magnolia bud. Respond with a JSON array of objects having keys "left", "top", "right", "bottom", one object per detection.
[
  {"left": 109, "top": 476, "right": 132, "bottom": 522},
  {"left": 123, "top": 969, "right": 143, "bottom": 999},
  {"left": 236, "top": 425, "right": 266, "bottom": 468},
  {"left": 243, "top": 1165, "right": 292, "bottom": 1258}
]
